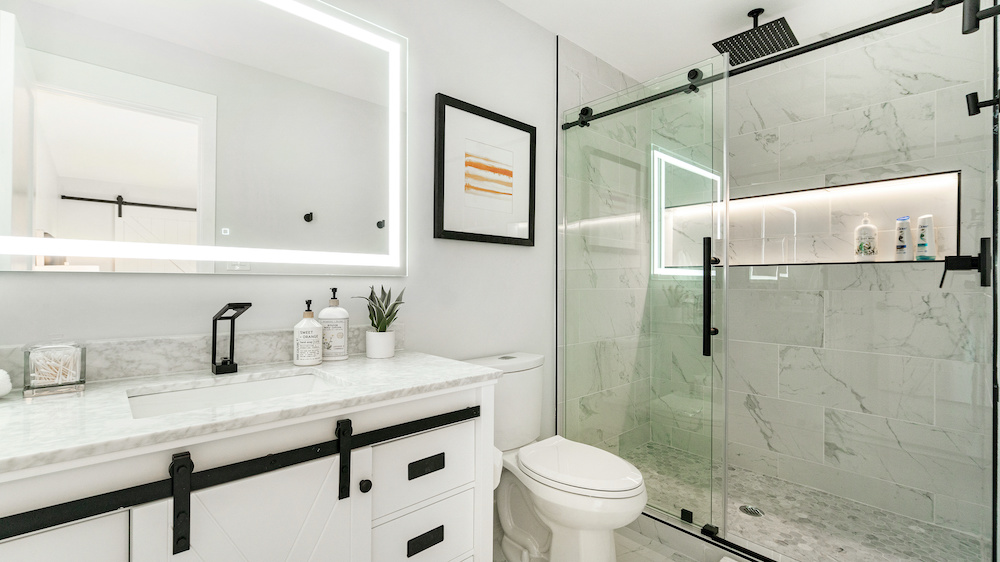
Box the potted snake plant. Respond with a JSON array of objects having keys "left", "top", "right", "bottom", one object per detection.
[{"left": 356, "top": 285, "right": 404, "bottom": 358}]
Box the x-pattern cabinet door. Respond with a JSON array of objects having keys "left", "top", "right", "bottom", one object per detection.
[{"left": 132, "top": 448, "right": 373, "bottom": 561}]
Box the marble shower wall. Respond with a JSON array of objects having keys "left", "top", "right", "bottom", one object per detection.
[
  {"left": 558, "top": 37, "right": 652, "bottom": 455},
  {"left": 725, "top": 12, "right": 993, "bottom": 539}
]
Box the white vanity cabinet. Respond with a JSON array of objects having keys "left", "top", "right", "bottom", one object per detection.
[
  {"left": 0, "top": 367, "right": 497, "bottom": 562},
  {"left": 131, "top": 448, "right": 373, "bottom": 561},
  {"left": 0, "top": 512, "right": 129, "bottom": 561}
]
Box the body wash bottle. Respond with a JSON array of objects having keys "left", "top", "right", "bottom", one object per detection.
[
  {"left": 895, "top": 216, "right": 913, "bottom": 261},
  {"left": 854, "top": 213, "right": 878, "bottom": 262},
  {"left": 318, "top": 288, "right": 349, "bottom": 361},
  {"left": 293, "top": 300, "right": 323, "bottom": 366}
]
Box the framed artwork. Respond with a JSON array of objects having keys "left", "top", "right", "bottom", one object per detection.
[{"left": 434, "top": 93, "right": 536, "bottom": 246}]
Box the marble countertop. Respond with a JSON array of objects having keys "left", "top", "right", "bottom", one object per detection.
[{"left": 0, "top": 351, "right": 501, "bottom": 476}]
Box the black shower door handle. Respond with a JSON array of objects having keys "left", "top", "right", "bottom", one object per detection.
[{"left": 703, "top": 237, "right": 719, "bottom": 357}]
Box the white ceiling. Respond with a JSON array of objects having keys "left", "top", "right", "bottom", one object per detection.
[{"left": 496, "top": 0, "right": 942, "bottom": 82}]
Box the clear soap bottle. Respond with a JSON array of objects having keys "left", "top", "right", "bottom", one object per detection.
[
  {"left": 318, "top": 288, "right": 349, "bottom": 361},
  {"left": 293, "top": 300, "right": 323, "bottom": 366}
]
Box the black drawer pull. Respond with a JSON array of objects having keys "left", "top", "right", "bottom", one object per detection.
[
  {"left": 407, "top": 525, "right": 444, "bottom": 557},
  {"left": 408, "top": 452, "right": 445, "bottom": 481}
]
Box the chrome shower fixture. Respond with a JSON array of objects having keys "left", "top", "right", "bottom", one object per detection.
[{"left": 713, "top": 8, "right": 799, "bottom": 66}]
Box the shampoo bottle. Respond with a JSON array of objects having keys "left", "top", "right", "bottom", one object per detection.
[
  {"left": 915, "top": 214, "right": 937, "bottom": 260},
  {"left": 293, "top": 300, "right": 323, "bottom": 366},
  {"left": 894, "top": 216, "right": 913, "bottom": 261},
  {"left": 318, "top": 288, "right": 349, "bottom": 361},
  {"left": 854, "top": 213, "right": 878, "bottom": 262}
]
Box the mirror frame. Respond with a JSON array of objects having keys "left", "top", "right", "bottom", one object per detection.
[{"left": 0, "top": 0, "right": 407, "bottom": 276}]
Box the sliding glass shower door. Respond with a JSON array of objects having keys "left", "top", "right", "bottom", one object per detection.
[{"left": 560, "top": 54, "right": 727, "bottom": 529}]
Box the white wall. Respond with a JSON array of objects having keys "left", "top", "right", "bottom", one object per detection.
[{"left": 0, "top": 0, "right": 558, "bottom": 436}]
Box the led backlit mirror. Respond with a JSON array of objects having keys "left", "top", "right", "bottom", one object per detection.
[{"left": 0, "top": 0, "right": 406, "bottom": 275}]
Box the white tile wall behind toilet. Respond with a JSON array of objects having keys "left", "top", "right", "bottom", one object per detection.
[{"left": 0, "top": 0, "right": 557, "bottom": 436}]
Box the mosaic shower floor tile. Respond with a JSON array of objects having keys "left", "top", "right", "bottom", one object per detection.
[{"left": 624, "top": 442, "right": 987, "bottom": 562}]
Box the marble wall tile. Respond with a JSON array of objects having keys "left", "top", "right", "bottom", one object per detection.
[
  {"left": 728, "top": 131, "right": 780, "bottom": 188},
  {"left": 729, "top": 61, "right": 826, "bottom": 134},
  {"left": 730, "top": 174, "right": 826, "bottom": 200},
  {"left": 825, "top": 18, "right": 982, "bottom": 113},
  {"left": 824, "top": 291, "right": 987, "bottom": 362},
  {"left": 727, "top": 340, "right": 779, "bottom": 397},
  {"left": 571, "top": 288, "right": 648, "bottom": 344},
  {"left": 933, "top": 494, "right": 991, "bottom": 537},
  {"left": 728, "top": 392, "right": 825, "bottom": 463},
  {"left": 650, "top": 91, "right": 713, "bottom": 153},
  {"left": 565, "top": 336, "right": 651, "bottom": 400},
  {"left": 565, "top": 382, "right": 644, "bottom": 447},
  {"left": 565, "top": 182, "right": 645, "bottom": 252},
  {"left": 934, "top": 359, "right": 989, "bottom": 434},
  {"left": 825, "top": 410, "right": 987, "bottom": 503},
  {"left": 779, "top": 94, "right": 936, "bottom": 181},
  {"left": 564, "top": 232, "right": 644, "bottom": 275},
  {"left": 727, "top": 290, "right": 824, "bottom": 346},
  {"left": 0, "top": 346, "right": 23, "bottom": 389},
  {"left": 937, "top": 81, "right": 989, "bottom": 157},
  {"left": 650, "top": 378, "right": 711, "bottom": 436},
  {"left": 777, "top": 456, "right": 934, "bottom": 523},
  {"left": 778, "top": 346, "right": 934, "bottom": 423},
  {"left": 727, "top": 442, "right": 778, "bottom": 477},
  {"left": 654, "top": 335, "right": 711, "bottom": 386},
  {"left": 619, "top": 422, "right": 651, "bottom": 454}
]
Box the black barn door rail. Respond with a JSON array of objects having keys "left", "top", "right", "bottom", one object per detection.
[{"left": 0, "top": 406, "right": 480, "bottom": 545}]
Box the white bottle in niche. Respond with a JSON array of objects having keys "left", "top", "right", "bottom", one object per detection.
[
  {"left": 854, "top": 212, "right": 878, "bottom": 262},
  {"left": 293, "top": 300, "right": 323, "bottom": 366},
  {"left": 318, "top": 288, "right": 349, "bottom": 361},
  {"left": 895, "top": 216, "right": 913, "bottom": 261},
  {"left": 915, "top": 214, "right": 937, "bottom": 260}
]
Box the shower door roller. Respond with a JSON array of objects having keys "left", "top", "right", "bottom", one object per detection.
[{"left": 703, "top": 237, "right": 719, "bottom": 357}]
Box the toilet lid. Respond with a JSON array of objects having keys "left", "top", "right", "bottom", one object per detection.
[{"left": 517, "top": 436, "right": 643, "bottom": 493}]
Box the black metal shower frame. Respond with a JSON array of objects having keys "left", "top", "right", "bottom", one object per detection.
[{"left": 559, "top": 1, "right": 999, "bottom": 561}]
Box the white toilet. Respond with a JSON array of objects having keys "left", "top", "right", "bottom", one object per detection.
[{"left": 467, "top": 352, "right": 647, "bottom": 562}]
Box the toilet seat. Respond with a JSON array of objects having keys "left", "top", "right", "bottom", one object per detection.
[{"left": 516, "top": 436, "right": 644, "bottom": 499}]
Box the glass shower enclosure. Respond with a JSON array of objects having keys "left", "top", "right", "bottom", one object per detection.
[{"left": 560, "top": 8, "right": 996, "bottom": 561}]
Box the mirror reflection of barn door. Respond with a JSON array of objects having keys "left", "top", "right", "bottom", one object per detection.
[{"left": 114, "top": 206, "right": 197, "bottom": 273}]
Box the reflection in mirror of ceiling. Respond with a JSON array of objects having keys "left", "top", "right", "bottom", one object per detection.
[{"left": 28, "top": 0, "right": 390, "bottom": 106}]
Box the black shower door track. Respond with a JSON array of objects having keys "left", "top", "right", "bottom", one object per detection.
[{"left": 560, "top": 0, "right": 966, "bottom": 130}]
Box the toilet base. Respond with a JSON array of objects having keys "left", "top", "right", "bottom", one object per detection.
[{"left": 545, "top": 520, "right": 616, "bottom": 562}]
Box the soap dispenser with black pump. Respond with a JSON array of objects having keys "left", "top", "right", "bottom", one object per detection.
[
  {"left": 293, "top": 300, "right": 323, "bottom": 366},
  {"left": 318, "top": 288, "right": 349, "bottom": 361}
]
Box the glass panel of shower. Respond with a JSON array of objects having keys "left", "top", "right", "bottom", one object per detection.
[{"left": 560, "top": 54, "right": 728, "bottom": 529}]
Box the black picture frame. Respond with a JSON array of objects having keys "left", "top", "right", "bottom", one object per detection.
[{"left": 434, "top": 93, "right": 536, "bottom": 246}]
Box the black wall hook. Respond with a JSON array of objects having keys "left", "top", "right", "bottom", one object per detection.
[{"left": 303, "top": 212, "right": 313, "bottom": 222}]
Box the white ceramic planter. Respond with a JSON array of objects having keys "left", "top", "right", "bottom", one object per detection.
[{"left": 365, "top": 330, "right": 395, "bottom": 359}]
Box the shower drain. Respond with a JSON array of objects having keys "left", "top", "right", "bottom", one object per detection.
[{"left": 739, "top": 505, "right": 765, "bottom": 517}]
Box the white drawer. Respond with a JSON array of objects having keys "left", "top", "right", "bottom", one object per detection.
[
  {"left": 371, "top": 489, "right": 474, "bottom": 562},
  {"left": 371, "top": 420, "right": 475, "bottom": 518}
]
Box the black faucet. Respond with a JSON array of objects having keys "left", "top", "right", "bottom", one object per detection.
[{"left": 212, "top": 303, "right": 252, "bottom": 374}]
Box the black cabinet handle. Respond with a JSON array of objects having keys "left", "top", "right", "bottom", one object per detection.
[
  {"left": 408, "top": 453, "right": 446, "bottom": 480},
  {"left": 703, "top": 237, "right": 719, "bottom": 357},
  {"left": 359, "top": 479, "right": 373, "bottom": 493},
  {"left": 407, "top": 525, "right": 444, "bottom": 557}
]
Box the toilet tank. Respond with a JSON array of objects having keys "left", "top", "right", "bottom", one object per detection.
[{"left": 465, "top": 352, "right": 544, "bottom": 451}]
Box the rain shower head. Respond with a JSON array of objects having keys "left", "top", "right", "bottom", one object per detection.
[{"left": 713, "top": 8, "right": 799, "bottom": 66}]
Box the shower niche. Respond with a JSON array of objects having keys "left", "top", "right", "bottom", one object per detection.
[{"left": 654, "top": 170, "right": 960, "bottom": 269}]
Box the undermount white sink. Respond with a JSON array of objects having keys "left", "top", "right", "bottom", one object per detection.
[{"left": 127, "top": 371, "right": 341, "bottom": 419}]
